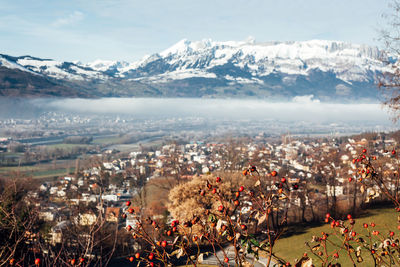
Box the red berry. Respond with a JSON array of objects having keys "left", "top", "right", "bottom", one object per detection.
[
  {"left": 362, "top": 148, "right": 367, "bottom": 153},
  {"left": 126, "top": 201, "right": 131, "bottom": 206},
  {"left": 212, "top": 188, "right": 217, "bottom": 194},
  {"left": 9, "top": 259, "right": 15, "bottom": 265},
  {"left": 149, "top": 262, "right": 154, "bottom": 267},
  {"left": 129, "top": 257, "right": 134, "bottom": 262},
  {"left": 70, "top": 259, "right": 76, "bottom": 265},
  {"left": 161, "top": 241, "right": 167, "bottom": 247},
  {"left": 351, "top": 232, "right": 356, "bottom": 237},
  {"left": 363, "top": 223, "right": 368, "bottom": 228},
  {"left": 135, "top": 253, "right": 140, "bottom": 259},
  {"left": 241, "top": 224, "right": 247, "bottom": 230},
  {"left": 371, "top": 249, "right": 376, "bottom": 254},
  {"left": 234, "top": 200, "right": 240, "bottom": 206},
  {"left": 216, "top": 177, "right": 221, "bottom": 182},
  {"left": 348, "top": 177, "right": 352, "bottom": 182},
  {"left": 333, "top": 252, "right": 339, "bottom": 258},
  {"left": 239, "top": 186, "right": 244, "bottom": 192},
  {"left": 326, "top": 213, "right": 331, "bottom": 219},
  {"left": 128, "top": 208, "right": 134, "bottom": 214},
  {"left": 126, "top": 225, "right": 132, "bottom": 231},
  {"left": 167, "top": 230, "right": 172, "bottom": 236},
  {"left": 79, "top": 258, "right": 84, "bottom": 263},
  {"left": 235, "top": 191, "right": 240, "bottom": 198},
  {"left": 200, "top": 190, "right": 205, "bottom": 196},
  {"left": 35, "top": 258, "right": 40, "bottom": 266},
  {"left": 149, "top": 253, "right": 154, "bottom": 260},
  {"left": 371, "top": 223, "right": 376, "bottom": 227},
  {"left": 392, "top": 149, "right": 396, "bottom": 155},
  {"left": 224, "top": 257, "right": 229, "bottom": 263},
  {"left": 218, "top": 205, "right": 224, "bottom": 212},
  {"left": 390, "top": 231, "right": 395, "bottom": 237},
  {"left": 281, "top": 177, "right": 286, "bottom": 183},
  {"left": 347, "top": 214, "right": 352, "bottom": 220},
  {"left": 271, "top": 170, "right": 277, "bottom": 177}
]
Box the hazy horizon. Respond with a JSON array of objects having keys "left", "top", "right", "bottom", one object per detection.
[{"left": 22, "top": 97, "right": 395, "bottom": 124}]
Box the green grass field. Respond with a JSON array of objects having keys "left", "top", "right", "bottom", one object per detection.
[
  {"left": 0, "top": 159, "right": 76, "bottom": 179},
  {"left": 0, "top": 152, "right": 23, "bottom": 157},
  {"left": 92, "top": 136, "right": 123, "bottom": 145},
  {"left": 0, "top": 165, "right": 74, "bottom": 179},
  {"left": 30, "top": 168, "right": 74, "bottom": 178},
  {"left": 273, "top": 206, "right": 398, "bottom": 266},
  {"left": 45, "top": 143, "right": 91, "bottom": 150},
  {"left": 179, "top": 207, "right": 398, "bottom": 266}
]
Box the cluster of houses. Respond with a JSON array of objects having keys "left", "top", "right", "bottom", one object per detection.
[{"left": 26, "top": 133, "right": 400, "bottom": 244}]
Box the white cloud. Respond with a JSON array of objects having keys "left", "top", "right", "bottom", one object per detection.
[
  {"left": 292, "top": 95, "right": 320, "bottom": 103},
  {"left": 52, "top": 11, "right": 84, "bottom": 27}
]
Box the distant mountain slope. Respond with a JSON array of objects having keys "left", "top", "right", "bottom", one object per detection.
[
  {"left": 0, "top": 40, "right": 392, "bottom": 100},
  {"left": 0, "top": 66, "right": 85, "bottom": 97}
]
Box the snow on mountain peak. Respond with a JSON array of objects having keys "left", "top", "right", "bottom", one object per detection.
[
  {"left": 0, "top": 39, "right": 394, "bottom": 100},
  {"left": 84, "top": 60, "right": 129, "bottom": 72},
  {"left": 3, "top": 38, "right": 389, "bottom": 86},
  {"left": 119, "top": 38, "right": 389, "bottom": 84},
  {"left": 159, "top": 37, "right": 263, "bottom": 58},
  {"left": 160, "top": 39, "right": 212, "bottom": 57},
  {"left": 157, "top": 38, "right": 382, "bottom": 60}
]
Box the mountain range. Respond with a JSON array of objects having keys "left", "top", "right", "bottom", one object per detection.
[{"left": 0, "top": 39, "right": 392, "bottom": 101}]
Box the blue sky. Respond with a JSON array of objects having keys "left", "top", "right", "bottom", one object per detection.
[{"left": 0, "top": 0, "right": 391, "bottom": 62}]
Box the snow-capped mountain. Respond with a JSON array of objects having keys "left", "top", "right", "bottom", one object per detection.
[
  {"left": 110, "top": 39, "right": 387, "bottom": 84},
  {"left": 0, "top": 39, "right": 393, "bottom": 99},
  {"left": 0, "top": 54, "right": 107, "bottom": 81}
]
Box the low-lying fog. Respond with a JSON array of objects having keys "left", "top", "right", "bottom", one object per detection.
[
  {"left": 0, "top": 97, "right": 397, "bottom": 135},
  {"left": 0, "top": 96, "right": 396, "bottom": 126},
  {"left": 33, "top": 97, "right": 392, "bottom": 123}
]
